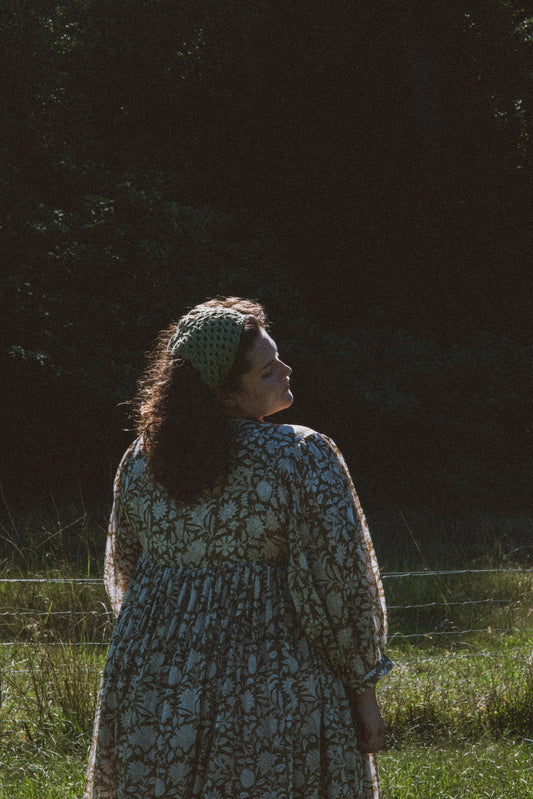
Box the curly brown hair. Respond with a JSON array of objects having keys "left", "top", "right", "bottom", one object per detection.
[{"left": 132, "top": 297, "right": 268, "bottom": 501}]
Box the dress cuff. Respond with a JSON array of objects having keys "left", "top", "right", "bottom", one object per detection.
[{"left": 348, "top": 655, "right": 395, "bottom": 694}]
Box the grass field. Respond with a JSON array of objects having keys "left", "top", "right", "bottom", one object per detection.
[{"left": 0, "top": 505, "right": 532, "bottom": 797}]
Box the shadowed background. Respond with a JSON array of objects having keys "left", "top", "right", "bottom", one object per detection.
[{"left": 2, "top": 0, "right": 532, "bottom": 533}]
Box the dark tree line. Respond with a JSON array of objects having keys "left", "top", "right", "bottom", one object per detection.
[{"left": 2, "top": 1, "right": 532, "bottom": 509}]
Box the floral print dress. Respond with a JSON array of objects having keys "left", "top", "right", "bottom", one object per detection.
[{"left": 84, "top": 420, "right": 392, "bottom": 799}]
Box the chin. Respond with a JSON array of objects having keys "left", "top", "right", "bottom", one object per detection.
[
  {"left": 281, "top": 391, "right": 294, "bottom": 410},
  {"left": 263, "top": 391, "right": 293, "bottom": 419}
]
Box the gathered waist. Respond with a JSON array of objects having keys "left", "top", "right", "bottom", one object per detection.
[
  {"left": 123, "top": 553, "right": 293, "bottom": 622},
  {"left": 111, "top": 554, "right": 301, "bottom": 661}
]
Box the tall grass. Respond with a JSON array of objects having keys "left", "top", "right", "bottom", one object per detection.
[
  {"left": 0, "top": 567, "right": 111, "bottom": 646},
  {"left": 384, "top": 568, "right": 532, "bottom": 646},
  {"left": 1, "top": 640, "right": 103, "bottom": 797},
  {"left": 367, "top": 505, "right": 533, "bottom": 572},
  {"left": 0, "top": 491, "right": 106, "bottom": 575}
]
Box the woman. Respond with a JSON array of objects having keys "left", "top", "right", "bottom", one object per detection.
[{"left": 85, "top": 297, "right": 392, "bottom": 799}]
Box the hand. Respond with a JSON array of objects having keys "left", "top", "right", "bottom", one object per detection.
[{"left": 346, "top": 687, "right": 386, "bottom": 753}]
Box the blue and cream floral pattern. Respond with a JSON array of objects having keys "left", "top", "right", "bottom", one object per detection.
[{"left": 85, "top": 421, "right": 392, "bottom": 799}]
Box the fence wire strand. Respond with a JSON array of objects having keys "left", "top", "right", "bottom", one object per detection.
[
  {"left": 0, "top": 568, "right": 531, "bottom": 584},
  {"left": 1, "top": 568, "right": 531, "bottom": 654}
]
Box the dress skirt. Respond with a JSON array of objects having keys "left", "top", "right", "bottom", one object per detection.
[{"left": 84, "top": 555, "right": 379, "bottom": 799}]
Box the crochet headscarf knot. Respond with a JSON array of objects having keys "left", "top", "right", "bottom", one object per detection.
[{"left": 167, "top": 306, "right": 247, "bottom": 389}]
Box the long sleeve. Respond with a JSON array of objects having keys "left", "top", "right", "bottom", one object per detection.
[
  {"left": 104, "top": 446, "right": 143, "bottom": 617},
  {"left": 288, "top": 432, "right": 392, "bottom": 693}
]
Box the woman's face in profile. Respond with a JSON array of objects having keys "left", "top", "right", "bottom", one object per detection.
[{"left": 224, "top": 328, "right": 293, "bottom": 421}]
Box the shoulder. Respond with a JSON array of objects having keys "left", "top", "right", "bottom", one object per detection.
[
  {"left": 233, "top": 420, "right": 341, "bottom": 467},
  {"left": 120, "top": 436, "right": 145, "bottom": 466},
  {"left": 115, "top": 436, "right": 147, "bottom": 486},
  {"left": 277, "top": 427, "right": 352, "bottom": 489},
  {"left": 232, "top": 419, "right": 328, "bottom": 449},
  {"left": 278, "top": 424, "right": 339, "bottom": 459},
  {"left": 264, "top": 422, "right": 325, "bottom": 448}
]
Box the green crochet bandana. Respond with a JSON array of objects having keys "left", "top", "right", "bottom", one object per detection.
[{"left": 167, "top": 306, "right": 247, "bottom": 389}]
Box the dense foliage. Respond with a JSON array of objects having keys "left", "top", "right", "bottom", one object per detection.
[{"left": 2, "top": 1, "right": 532, "bottom": 507}]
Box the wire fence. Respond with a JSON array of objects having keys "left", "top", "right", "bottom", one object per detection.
[{"left": 0, "top": 568, "right": 531, "bottom": 652}]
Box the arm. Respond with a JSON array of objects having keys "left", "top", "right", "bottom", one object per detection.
[
  {"left": 288, "top": 432, "right": 393, "bottom": 694},
  {"left": 104, "top": 446, "right": 143, "bottom": 616},
  {"left": 345, "top": 685, "right": 387, "bottom": 753}
]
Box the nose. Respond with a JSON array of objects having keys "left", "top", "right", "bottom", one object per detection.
[{"left": 280, "top": 360, "right": 292, "bottom": 378}]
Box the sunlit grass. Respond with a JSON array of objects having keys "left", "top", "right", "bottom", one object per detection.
[
  {"left": 0, "top": 738, "right": 88, "bottom": 799},
  {"left": 1, "top": 739, "right": 531, "bottom": 799},
  {"left": 1, "top": 642, "right": 103, "bottom": 798},
  {"left": 384, "top": 567, "right": 532, "bottom": 651},
  {"left": 382, "top": 641, "right": 533, "bottom": 743},
  {"left": 380, "top": 739, "right": 533, "bottom": 798}
]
